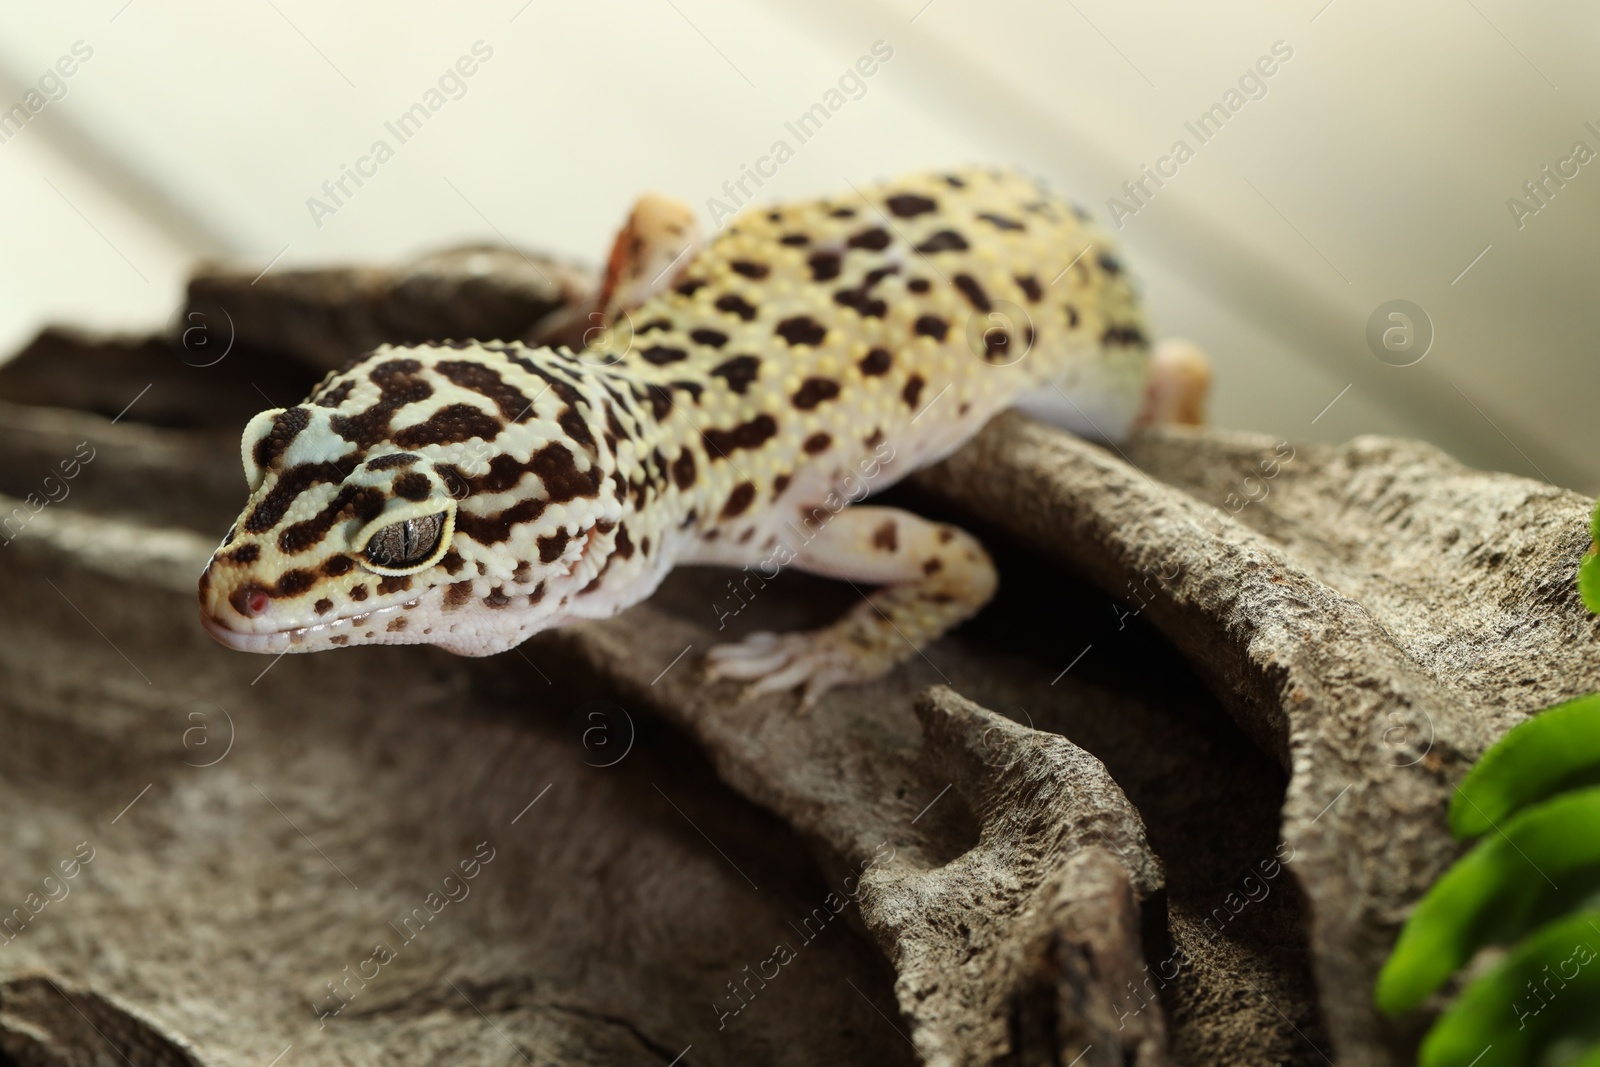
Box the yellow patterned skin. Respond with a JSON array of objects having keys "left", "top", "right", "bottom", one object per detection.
[{"left": 199, "top": 167, "right": 1149, "bottom": 700}]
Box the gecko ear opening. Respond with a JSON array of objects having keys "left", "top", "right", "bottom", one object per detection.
[{"left": 240, "top": 408, "right": 287, "bottom": 493}]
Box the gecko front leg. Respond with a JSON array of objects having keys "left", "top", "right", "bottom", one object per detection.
[{"left": 705, "top": 507, "right": 998, "bottom": 704}]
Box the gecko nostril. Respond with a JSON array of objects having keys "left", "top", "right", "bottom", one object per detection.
[{"left": 229, "top": 587, "right": 272, "bottom": 618}]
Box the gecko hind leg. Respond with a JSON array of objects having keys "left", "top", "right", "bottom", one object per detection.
[
  {"left": 705, "top": 506, "right": 998, "bottom": 705},
  {"left": 1135, "top": 338, "right": 1212, "bottom": 428}
]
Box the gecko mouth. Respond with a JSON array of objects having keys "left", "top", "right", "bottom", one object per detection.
[
  {"left": 199, "top": 603, "right": 409, "bottom": 655},
  {"left": 200, "top": 609, "right": 296, "bottom": 653}
]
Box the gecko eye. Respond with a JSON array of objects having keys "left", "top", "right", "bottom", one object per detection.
[{"left": 364, "top": 512, "right": 447, "bottom": 570}]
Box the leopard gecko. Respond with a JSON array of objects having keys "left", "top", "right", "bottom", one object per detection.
[{"left": 199, "top": 167, "right": 1208, "bottom": 701}]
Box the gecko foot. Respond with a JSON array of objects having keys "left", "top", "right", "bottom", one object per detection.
[
  {"left": 705, "top": 506, "right": 998, "bottom": 706},
  {"left": 705, "top": 628, "right": 887, "bottom": 707}
]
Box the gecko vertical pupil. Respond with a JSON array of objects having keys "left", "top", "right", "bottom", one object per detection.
[{"left": 365, "top": 512, "right": 446, "bottom": 569}]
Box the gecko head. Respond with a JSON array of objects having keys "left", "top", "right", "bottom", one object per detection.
[{"left": 198, "top": 345, "right": 624, "bottom": 658}]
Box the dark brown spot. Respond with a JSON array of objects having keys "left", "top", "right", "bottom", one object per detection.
[
  {"left": 329, "top": 635, "right": 349, "bottom": 645},
  {"left": 350, "top": 584, "right": 368, "bottom": 601},
  {"left": 313, "top": 379, "right": 354, "bottom": 408},
  {"left": 903, "top": 375, "right": 926, "bottom": 408},
  {"left": 977, "top": 212, "right": 1024, "bottom": 231},
  {"left": 640, "top": 345, "right": 688, "bottom": 366},
  {"left": 314, "top": 598, "right": 333, "bottom": 615},
  {"left": 1016, "top": 275, "right": 1042, "bottom": 302},
  {"left": 872, "top": 521, "right": 898, "bottom": 552},
  {"left": 833, "top": 287, "right": 888, "bottom": 318},
  {"left": 393, "top": 403, "right": 504, "bottom": 449},
  {"left": 780, "top": 233, "right": 809, "bottom": 246},
  {"left": 772, "top": 474, "right": 791, "bottom": 498},
  {"left": 436, "top": 360, "right": 537, "bottom": 423},
  {"left": 886, "top": 193, "right": 937, "bottom": 218},
  {"left": 672, "top": 449, "right": 697, "bottom": 490},
  {"left": 444, "top": 581, "right": 475, "bottom": 608},
  {"left": 276, "top": 572, "right": 316, "bottom": 598},
  {"left": 937, "top": 528, "right": 954, "bottom": 544},
  {"left": 1097, "top": 253, "right": 1124, "bottom": 275},
  {"left": 702, "top": 414, "right": 778, "bottom": 457},
  {"left": 450, "top": 442, "right": 597, "bottom": 545},
  {"left": 803, "top": 432, "right": 831, "bottom": 454},
  {"left": 915, "top": 230, "right": 968, "bottom": 254},
  {"left": 944, "top": 174, "right": 966, "bottom": 188},
  {"left": 614, "top": 526, "right": 634, "bottom": 559},
  {"left": 1065, "top": 305, "right": 1080, "bottom": 329},
  {"left": 776, "top": 316, "right": 827, "bottom": 347},
  {"left": 860, "top": 348, "right": 892, "bottom": 376},
  {"left": 637, "top": 318, "right": 672, "bottom": 335},
  {"left": 225, "top": 543, "right": 260, "bottom": 565},
  {"left": 537, "top": 529, "right": 571, "bottom": 563},
  {"left": 792, "top": 378, "right": 840, "bottom": 410},
  {"left": 731, "top": 260, "right": 769, "bottom": 279},
  {"left": 329, "top": 358, "right": 432, "bottom": 450},
  {"left": 914, "top": 315, "right": 949, "bottom": 341},
  {"left": 252, "top": 407, "right": 310, "bottom": 472},
  {"left": 923, "top": 558, "right": 943, "bottom": 575},
  {"left": 367, "top": 452, "right": 420, "bottom": 471},
  {"left": 279, "top": 484, "right": 385, "bottom": 555},
  {"left": 483, "top": 588, "right": 511, "bottom": 608},
  {"left": 527, "top": 443, "right": 598, "bottom": 503},
  {"left": 387, "top": 617, "right": 408, "bottom": 632},
  {"left": 864, "top": 429, "right": 884, "bottom": 449},
  {"left": 439, "top": 550, "right": 464, "bottom": 575},
  {"left": 690, "top": 328, "right": 728, "bottom": 348},
  {"left": 715, "top": 294, "right": 758, "bottom": 321},
  {"left": 640, "top": 383, "right": 674, "bottom": 421},
  {"left": 377, "top": 574, "right": 412, "bottom": 595},
  {"left": 808, "top": 252, "right": 842, "bottom": 282},
  {"left": 393, "top": 472, "right": 431, "bottom": 501},
  {"left": 244, "top": 461, "right": 346, "bottom": 534},
  {"left": 559, "top": 406, "right": 597, "bottom": 450},
  {"left": 722, "top": 482, "right": 756, "bottom": 518},
  {"left": 953, "top": 274, "right": 991, "bottom": 312},
  {"left": 982, "top": 328, "right": 1011, "bottom": 360},
  {"left": 675, "top": 278, "right": 706, "bottom": 296},
  {"left": 847, "top": 227, "right": 891, "bottom": 251},
  {"left": 1102, "top": 324, "right": 1147, "bottom": 347},
  {"left": 663, "top": 383, "right": 701, "bottom": 409},
  {"left": 828, "top": 206, "right": 856, "bottom": 218},
  {"left": 710, "top": 355, "right": 761, "bottom": 395},
  {"left": 907, "top": 278, "right": 931, "bottom": 294}
]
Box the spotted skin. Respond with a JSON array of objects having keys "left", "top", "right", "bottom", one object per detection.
[{"left": 200, "top": 168, "right": 1157, "bottom": 701}]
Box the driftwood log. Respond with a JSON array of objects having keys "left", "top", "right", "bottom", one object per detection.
[{"left": 0, "top": 248, "right": 1592, "bottom": 1065}]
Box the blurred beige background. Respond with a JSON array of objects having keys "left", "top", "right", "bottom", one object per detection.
[{"left": 2, "top": 1, "right": 1595, "bottom": 487}]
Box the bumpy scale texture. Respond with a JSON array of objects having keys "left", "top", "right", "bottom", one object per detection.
[{"left": 199, "top": 168, "right": 1149, "bottom": 699}]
